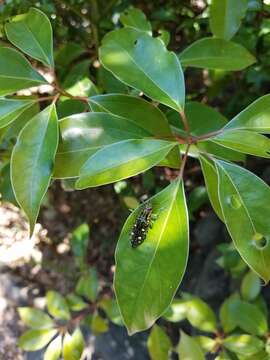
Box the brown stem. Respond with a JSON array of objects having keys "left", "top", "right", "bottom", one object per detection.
[
  {"left": 36, "top": 95, "right": 56, "bottom": 103},
  {"left": 195, "top": 129, "right": 223, "bottom": 141},
  {"left": 179, "top": 144, "right": 191, "bottom": 179}
]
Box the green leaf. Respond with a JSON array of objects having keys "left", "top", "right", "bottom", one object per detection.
[
  {"left": 147, "top": 325, "right": 172, "bottom": 360},
  {"left": 241, "top": 271, "right": 261, "bottom": 301},
  {"left": 0, "top": 163, "right": 18, "bottom": 206},
  {"left": 177, "top": 331, "right": 205, "bottom": 360},
  {"left": 224, "top": 94, "right": 270, "bottom": 133},
  {"left": 98, "top": 297, "right": 123, "bottom": 326},
  {"left": 216, "top": 160, "right": 270, "bottom": 283},
  {"left": 90, "top": 313, "right": 109, "bottom": 334},
  {"left": 120, "top": 8, "right": 151, "bottom": 33},
  {"left": 100, "top": 27, "right": 185, "bottom": 111},
  {"left": 46, "top": 291, "right": 70, "bottom": 321},
  {"left": 199, "top": 155, "right": 224, "bottom": 221},
  {"left": 18, "top": 307, "right": 54, "bottom": 329},
  {"left": 75, "top": 268, "right": 99, "bottom": 302},
  {"left": 0, "top": 98, "right": 35, "bottom": 129},
  {"left": 185, "top": 297, "right": 217, "bottom": 333},
  {"left": 89, "top": 94, "right": 180, "bottom": 168},
  {"left": 70, "top": 223, "right": 89, "bottom": 261},
  {"left": 215, "top": 350, "right": 232, "bottom": 360},
  {"left": 5, "top": 7, "right": 54, "bottom": 67},
  {"left": 63, "top": 328, "right": 84, "bottom": 360},
  {"left": 220, "top": 293, "right": 240, "bottom": 333},
  {"left": 66, "top": 293, "right": 88, "bottom": 312},
  {"left": 210, "top": 0, "right": 248, "bottom": 40},
  {"left": 229, "top": 300, "right": 267, "bottom": 336},
  {"left": 162, "top": 298, "right": 188, "bottom": 322},
  {"left": 54, "top": 112, "right": 152, "bottom": 179},
  {"left": 195, "top": 336, "right": 216, "bottom": 353},
  {"left": 0, "top": 47, "right": 47, "bottom": 96},
  {"left": 44, "top": 335, "right": 62, "bottom": 360},
  {"left": 223, "top": 335, "right": 264, "bottom": 356},
  {"left": 179, "top": 38, "right": 255, "bottom": 71},
  {"left": 197, "top": 141, "right": 245, "bottom": 162},
  {"left": 114, "top": 179, "right": 189, "bottom": 334},
  {"left": 19, "top": 328, "right": 57, "bottom": 351},
  {"left": 210, "top": 129, "right": 270, "bottom": 158},
  {"left": 75, "top": 139, "right": 176, "bottom": 189},
  {"left": 11, "top": 104, "right": 59, "bottom": 235}
]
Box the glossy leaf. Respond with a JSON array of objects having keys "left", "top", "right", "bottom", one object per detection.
[
  {"left": 210, "top": 0, "right": 248, "bottom": 40},
  {"left": 0, "top": 47, "right": 47, "bottom": 96},
  {"left": 0, "top": 98, "right": 35, "bottom": 129},
  {"left": 54, "top": 112, "right": 151, "bottom": 179},
  {"left": 44, "top": 335, "right": 62, "bottom": 360},
  {"left": 63, "top": 329, "right": 84, "bottom": 360},
  {"left": 185, "top": 297, "right": 217, "bottom": 333},
  {"left": 223, "top": 335, "right": 264, "bottom": 356},
  {"left": 241, "top": 271, "right": 261, "bottom": 301},
  {"left": 46, "top": 291, "right": 70, "bottom": 321},
  {"left": 211, "top": 129, "right": 270, "bottom": 158},
  {"left": 114, "top": 179, "right": 189, "bottom": 334},
  {"left": 120, "top": 8, "right": 151, "bottom": 33},
  {"left": 89, "top": 94, "right": 180, "bottom": 168},
  {"left": 199, "top": 155, "right": 224, "bottom": 221},
  {"left": 179, "top": 38, "right": 255, "bottom": 71},
  {"left": 195, "top": 336, "right": 216, "bottom": 353},
  {"left": 5, "top": 7, "right": 54, "bottom": 67},
  {"left": 100, "top": 27, "right": 185, "bottom": 111},
  {"left": 224, "top": 94, "right": 270, "bottom": 133},
  {"left": 147, "top": 325, "right": 172, "bottom": 360},
  {"left": 75, "top": 268, "right": 99, "bottom": 302},
  {"left": 11, "top": 104, "right": 59, "bottom": 235},
  {"left": 18, "top": 307, "right": 54, "bottom": 329},
  {"left": 216, "top": 160, "right": 270, "bottom": 283},
  {"left": 177, "top": 331, "right": 205, "bottom": 360},
  {"left": 75, "top": 139, "right": 176, "bottom": 189},
  {"left": 19, "top": 329, "right": 57, "bottom": 351},
  {"left": 162, "top": 298, "right": 188, "bottom": 322}
]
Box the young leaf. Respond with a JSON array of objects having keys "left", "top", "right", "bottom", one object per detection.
[
  {"left": 0, "top": 98, "right": 35, "bottom": 129},
  {"left": 75, "top": 268, "right": 99, "bottom": 302},
  {"left": 100, "top": 27, "right": 185, "bottom": 112},
  {"left": 114, "top": 179, "right": 189, "bottom": 334},
  {"left": 63, "top": 328, "right": 84, "bottom": 360},
  {"left": 220, "top": 293, "right": 240, "bottom": 333},
  {"left": 19, "top": 328, "right": 57, "bottom": 351},
  {"left": 11, "top": 104, "right": 59, "bottom": 235},
  {"left": 75, "top": 139, "right": 177, "bottom": 189},
  {"left": 120, "top": 8, "right": 151, "bottom": 33},
  {"left": 216, "top": 160, "right": 270, "bottom": 283},
  {"left": 18, "top": 307, "right": 54, "bottom": 329},
  {"left": 90, "top": 313, "right": 109, "bottom": 334},
  {"left": 5, "top": 7, "right": 54, "bottom": 67},
  {"left": 147, "top": 325, "right": 172, "bottom": 360},
  {"left": 54, "top": 112, "right": 151, "bottom": 179},
  {"left": 89, "top": 94, "right": 180, "bottom": 168},
  {"left": 46, "top": 291, "right": 71, "bottom": 321},
  {"left": 210, "top": 129, "right": 270, "bottom": 158},
  {"left": 66, "top": 293, "right": 88, "bottom": 312},
  {"left": 179, "top": 38, "right": 255, "bottom": 71},
  {"left": 44, "top": 335, "right": 62, "bottom": 360},
  {"left": 199, "top": 155, "right": 224, "bottom": 221},
  {"left": 70, "top": 223, "right": 89, "bottom": 262},
  {"left": 223, "top": 335, "right": 264, "bottom": 356},
  {"left": 185, "top": 297, "right": 217, "bottom": 333},
  {"left": 98, "top": 297, "right": 123, "bottom": 326},
  {"left": 210, "top": 0, "right": 248, "bottom": 40},
  {"left": 224, "top": 94, "right": 270, "bottom": 133},
  {"left": 241, "top": 271, "right": 261, "bottom": 301},
  {"left": 162, "top": 298, "right": 188, "bottom": 322},
  {"left": 177, "top": 331, "right": 205, "bottom": 360},
  {"left": 0, "top": 47, "right": 47, "bottom": 96},
  {"left": 195, "top": 336, "right": 216, "bottom": 353}
]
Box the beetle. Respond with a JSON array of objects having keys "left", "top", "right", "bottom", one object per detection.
[{"left": 130, "top": 202, "right": 154, "bottom": 248}]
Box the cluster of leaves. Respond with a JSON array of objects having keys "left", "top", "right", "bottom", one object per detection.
[
  {"left": 18, "top": 223, "right": 122, "bottom": 358},
  {"left": 1, "top": 0, "right": 270, "bottom": 340}
]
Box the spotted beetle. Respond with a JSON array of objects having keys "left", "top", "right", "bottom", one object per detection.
[{"left": 130, "top": 202, "right": 153, "bottom": 248}]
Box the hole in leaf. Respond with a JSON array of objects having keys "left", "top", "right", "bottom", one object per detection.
[{"left": 252, "top": 233, "right": 268, "bottom": 249}]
